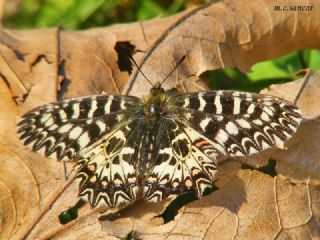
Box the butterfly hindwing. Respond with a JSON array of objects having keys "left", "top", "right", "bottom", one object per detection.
[
  {"left": 76, "top": 120, "right": 142, "bottom": 207},
  {"left": 143, "top": 118, "right": 218, "bottom": 202},
  {"left": 168, "top": 91, "right": 301, "bottom": 156},
  {"left": 18, "top": 95, "right": 142, "bottom": 161}
]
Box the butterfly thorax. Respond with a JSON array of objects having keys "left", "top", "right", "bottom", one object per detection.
[{"left": 143, "top": 84, "right": 166, "bottom": 124}]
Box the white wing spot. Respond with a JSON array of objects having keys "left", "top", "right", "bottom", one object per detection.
[
  {"left": 48, "top": 124, "right": 58, "bottom": 131},
  {"left": 59, "top": 110, "right": 67, "bottom": 120},
  {"left": 88, "top": 100, "right": 97, "bottom": 118},
  {"left": 69, "top": 126, "right": 83, "bottom": 139},
  {"left": 72, "top": 103, "right": 80, "bottom": 118},
  {"left": 200, "top": 118, "right": 211, "bottom": 131},
  {"left": 248, "top": 146, "right": 258, "bottom": 155},
  {"left": 287, "top": 123, "right": 297, "bottom": 132},
  {"left": 117, "top": 114, "right": 124, "bottom": 121},
  {"left": 236, "top": 119, "right": 251, "bottom": 129},
  {"left": 288, "top": 115, "right": 301, "bottom": 123},
  {"left": 272, "top": 134, "right": 284, "bottom": 146},
  {"left": 264, "top": 107, "right": 274, "bottom": 116},
  {"left": 261, "top": 112, "right": 270, "bottom": 122},
  {"left": 253, "top": 119, "right": 263, "bottom": 126},
  {"left": 214, "top": 95, "right": 222, "bottom": 114},
  {"left": 78, "top": 132, "right": 90, "bottom": 148},
  {"left": 185, "top": 112, "right": 192, "bottom": 120},
  {"left": 247, "top": 103, "right": 255, "bottom": 114},
  {"left": 183, "top": 98, "right": 190, "bottom": 108},
  {"left": 120, "top": 100, "right": 127, "bottom": 110},
  {"left": 104, "top": 96, "right": 114, "bottom": 113},
  {"left": 233, "top": 97, "right": 241, "bottom": 114},
  {"left": 225, "top": 122, "right": 239, "bottom": 135},
  {"left": 49, "top": 151, "right": 58, "bottom": 159},
  {"left": 198, "top": 93, "right": 206, "bottom": 111},
  {"left": 40, "top": 113, "right": 51, "bottom": 123},
  {"left": 96, "top": 120, "right": 106, "bottom": 132},
  {"left": 292, "top": 108, "right": 301, "bottom": 114},
  {"left": 232, "top": 92, "right": 240, "bottom": 97},
  {"left": 215, "top": 116, "right": 224, "bottom": 121},
  {"left": 38, "top": 146, "right": 47, "bottom": 155},
  {"left": 261, "top": 140, "right": 270, "bottom": 149},
  {"left": 279, "top": 103, "right": 286, "bottom": 108},
  {"left": 58, "top": 123, "right": 73, "bottom": 133},
  {"left": 216, "top": 129, "right": 229, "bottom": 144}
]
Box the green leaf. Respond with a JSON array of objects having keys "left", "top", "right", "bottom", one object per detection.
[
  {"left": 34, "top": 0, "right": 111, "bottom": 29},
  {"left": 235, "top": 77, "right": 294, "bottom": 93},
  {"left": 304, "top": 49, "right": 320, "bottom": 71},
  {"left": 166, "top": 0, "right": 186, "bottom": 16},
  {"left": 248, "top": 60, "right": 294, "bottom": 81},
  {"left": 137, "top": 0, "right": 165, "bottom": 20}
]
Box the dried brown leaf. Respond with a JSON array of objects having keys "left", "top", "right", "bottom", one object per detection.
[{"left": 125, "top": 0, "right": 320, "bottom": 96}]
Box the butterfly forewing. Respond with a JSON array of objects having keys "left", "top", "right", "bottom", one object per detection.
[
  {"left": 168, "top": 91, "right": 301, "bottom": 157},
  {"left": 18, "top": 95, "right": 142, "bottom": 161}
]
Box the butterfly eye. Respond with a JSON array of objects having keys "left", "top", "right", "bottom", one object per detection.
[{"left": 149, "top": 87, "right": 156, "bottom": 95}]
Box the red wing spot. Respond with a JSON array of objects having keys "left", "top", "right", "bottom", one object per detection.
[
  {"left": 195, "top": 139, "right": 208, "bottom": 148},
  {"left": 88, "top": 164, "right": 96, "bottom": 172}
]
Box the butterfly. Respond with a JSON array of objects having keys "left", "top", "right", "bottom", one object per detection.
[{"left": 17, "top": 56, "right": 302, "bottom": 208}]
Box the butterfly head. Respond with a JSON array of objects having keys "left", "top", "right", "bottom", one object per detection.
[
  {"left": 149, "top": 82, "right": 165, "bottom": 95},
  {"left": 131, "top": 55, "right": 186, "bottom": 123}
]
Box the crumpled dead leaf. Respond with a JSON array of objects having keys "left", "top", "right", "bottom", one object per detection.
[{"left": 1, "top": 0, "right": 320, "bottom": 239}]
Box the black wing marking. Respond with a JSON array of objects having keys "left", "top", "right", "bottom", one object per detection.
[
  {"left": 168, "top": 91, "right": 302, "bottom": 156},
  {"left": 143, "top": 118, "right": 218, "bottom": 202},
  {"left": 17, "top": 95, "right": 142, "bottom": 161}
]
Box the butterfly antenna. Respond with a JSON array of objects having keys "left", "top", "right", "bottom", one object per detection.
[
  {"left": 160, "top": 55, "right": 186, "bottom": 86},
  {"left": 129, "top": 55, "right": 154, "bottom": 87}
]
